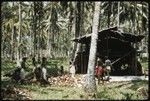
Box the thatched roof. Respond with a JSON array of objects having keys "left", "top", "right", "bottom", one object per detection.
[{"left": 72, "top": 26, "right": 145, "bottom": 44}]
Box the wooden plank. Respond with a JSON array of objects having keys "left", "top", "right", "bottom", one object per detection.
[
  {"left": 83, "top": 53, "right": 85, "bottom": 73},
  {"left": 134, "top": 50, "right": 138, "bottom": 76}
]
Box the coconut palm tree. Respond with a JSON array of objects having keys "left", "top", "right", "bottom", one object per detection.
[{"left": 84, "top": 2, "right": 101, "bottom": 97}]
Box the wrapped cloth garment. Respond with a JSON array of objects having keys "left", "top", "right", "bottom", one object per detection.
[
  {"left": 70, "top": 65, "right": 76, "bottom": 78},
  {"left": 42, "top": 67, "right": 47, "bottom": 81},
  {"left": 95, "top": 66, "right": 104, "bottom": 76},
  {"left": 20, "top": 68, "right": 25, "bottom": 80},
  {"left": 106, "top": 66, "right": 111, "bottom": 71}
]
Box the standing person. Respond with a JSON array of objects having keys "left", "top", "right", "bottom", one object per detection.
[
  {"left": 69, "top": 62, "right": 76, "bottom": 79},
  {"left": 41, "top": 57, "right": 47, "bottom": 67},
  {"left": 60, "top": 66, "right": 64, "bottom": 75},
  {"left": 20, "top": 57, "right": 28, "bottom": 84},
  {"left": 105, "top": 56, "right": 111, "bottom": 80},
  {"left": 68, "top": 59, "right": 73, "bottom": 73},
  {"left": 32, "top": 56, "right": 36, "bottom": 67},
  {"left": 21, "top": 57, "right": 28, "bottom": 69},
  {"left": 41, "top": 57, "right": 49, "bottom": 84},
  {"left": 95, "top": 58, "right": 104, "bottom": 84}
]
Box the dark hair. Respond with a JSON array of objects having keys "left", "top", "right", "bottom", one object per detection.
[
  {"left": 102, "top": 64, "right": 106, "bottom": 68},
  {"left": 22, "top": 57, "right": 27, "bottom": 61},
  {"left": 97, "top": 58, "right": 103, "bottom": 66},
  {"left": 71, "top": 58, "right": 73, "bottom": 61},
  {"left": 60, "top": 66, "right": 63, "bottom": 69},
  {"left": 105, "top": 56, "right": 108, "bottom": 59},
  {"left": 97, "top": 58, "right": 101, "bottom": 62},
  {"left": 42, "top": 57, "right": 46, "bottom": 61},
  {"left": 69, "top": 61, "right": 72, "bottom": 65}
]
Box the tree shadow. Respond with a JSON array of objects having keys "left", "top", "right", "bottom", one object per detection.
[
  {"left": 108, "top": 81, "right": 131, "bottom": 88},
  {"left": 47, "top": 65, "right": 60, "bottom": 77},
  {"left": 97, "top": 90, "right": 111, "bottom": 100},
  {"left": 46, "top": 88, "right": 64, "bottom": 92},
  {"left": 129, "top": 80, "right": 148, "bottom": 91},
  {"left": 120, "top": 92, "right": 134, "bottom": 100},
  {"left": 1, "top": 80, "right": 31, "bottom": 100}
]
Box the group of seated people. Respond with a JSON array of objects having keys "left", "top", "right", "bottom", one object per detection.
[
  {"left": 4, "top": 56, "right": 50, "bottom": 85},
  {"left": 5, "top": 55, "right": 112, "bottom": 85}
]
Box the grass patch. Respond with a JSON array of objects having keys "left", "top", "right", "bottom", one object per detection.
[
  {"left": 1, "top": 59, "right": 149, "bottom": 100},
  {"left": 96, "top": 80, "right": 148, "bottom": 100},
  {"left": 129, "top": 80, "right": 148, "bottom": 90},
  {"left": 2, "top": 78, "right": 148, "bottom": 100},
  {"left": 1, "top": 57, "right": 70, "bottom": 76}
]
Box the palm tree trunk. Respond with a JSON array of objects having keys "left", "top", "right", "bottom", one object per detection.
[
  {"left": 11, "top": 2, "right": 15, "bottom": 61},
  {"left": 33, "top": 2, "right": 37, "bottom": 57},
  {"left": 68, "top": 2, "right": 75, "bottom": 59},
  {"left": 38, "top": 2, "right": 43, "bottom": 59},
  {"left": 29, "top": 26, "right": 32, "bottom": 56},
  {"left": 80, "top": 2, "right": 85, "bottom": 36},
  {"left": 107, "top": 2, "right": 111, "bottom": 28},
  {"left": 2, "top": 26, "right": 5, "bottom": 59},
  {"left": 17, "top": 2, "right": 22, "bottom": 64},
  {"left": 47, "top": 4, "right": 52, "bottom": 58},
  {"left": 84, "top": 2, "right": 101, "bottom": 97},
  {"left": 117, "top": 2, "right": 120, "bottom": 27},
  {"left": 134, "top": 3, "right": 137, "bottom": 34},
  {"left": 11, "top": 25, "right": 15, "bottom": 60},
  {"left": 72, "top": 2, "right": 81, "bottom": 61},
  {"left": 110, "top": 2, "right": 113, "bottom": 26},
  {"left": 141, "top": 2, "right": 145, "bottom": 51},
  {"left": 19, "top": 2, "right": 22, "bottom": 59},
  {"left": 46, "top": 34, "right": 49, "bottom": 57}
]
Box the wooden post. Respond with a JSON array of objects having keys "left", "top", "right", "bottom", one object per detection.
[
  {"left": 83, "top": 54, "right": 85, "bottom": 74},
  {"left": 134, "top": 44, "right": 138, "bottom": 76},
  {"left": 131, "top": 52, "right": 134, "bottom": 75},
  {"left": 81, "top": 53, "right": 83, "bottom": 74},
  {"left": 132, "top": 49, "right": 137, "bottom": 76},
  {"left": 81, "top": 44, "right": 83, "bottom": 73},
  {"left": 83, "top": 53, "right": 85, "bottom": 74}
]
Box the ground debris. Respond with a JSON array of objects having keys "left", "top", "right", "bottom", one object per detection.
[
  {"left": 63, "top": 95, "right": 69, "bottom": 98},
  {"left": 1, "top": 85, "right": 32, "bottom": 100},
  {"left": 48, "top": 74, "right": 86, "bottom": 87},
  {"left": 136, "top": 87, "right": 148, "bottom": 99}
]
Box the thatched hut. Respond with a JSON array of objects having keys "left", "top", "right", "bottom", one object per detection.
[{"left": 72, "top": 27, "right": 145, "bottom": 76}]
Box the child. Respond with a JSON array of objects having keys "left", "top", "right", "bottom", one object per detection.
[
  {"left": 69, "top": 62, "right": 76, "bottom": 78},
  {"left": 95, "top": 58, "right": 104, "bottom": 84},
  {"left": 60, "top": 66, "right": 64, "bottom": 75},
  {"left": 105, "top": 56, "right": 111, "bottom": 79}
]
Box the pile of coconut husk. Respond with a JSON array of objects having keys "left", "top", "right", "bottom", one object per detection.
[
  {"left": 49, "top": 74, "right": 86, "bottom": 87},
  {"left": 1, "top": 85, "right": 32, "bottom": 100}
]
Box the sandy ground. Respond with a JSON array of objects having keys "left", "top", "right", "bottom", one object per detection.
[{"left": 108, "top": 76, "right": 149, "bottom": 82}]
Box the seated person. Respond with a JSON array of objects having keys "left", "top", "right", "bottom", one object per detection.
[{"left": 5, "top": 60, "right": 26, "bottom": 84}]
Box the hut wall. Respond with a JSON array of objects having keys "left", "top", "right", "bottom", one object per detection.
[
  {"left": 131, "top": 50, "right": 138, "bottom": 75},
  {"left": 75, "top": 39, "right": 141, "bottom": 76}
]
